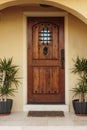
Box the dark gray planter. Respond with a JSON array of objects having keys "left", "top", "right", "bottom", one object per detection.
[
  {"left": 0, "top": 99, "right": 13, "bottom": 114},
  {"left": 72, "top": 99, "right": 87, "bottom": 115}
]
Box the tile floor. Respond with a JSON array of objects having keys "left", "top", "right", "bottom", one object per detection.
[{"left": 0, "top": 112, "right": 87, "bottom": 130}]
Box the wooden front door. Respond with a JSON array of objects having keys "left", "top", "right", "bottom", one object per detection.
[{"left": 27, "top": 17, "right": 65, "bottom": 104}]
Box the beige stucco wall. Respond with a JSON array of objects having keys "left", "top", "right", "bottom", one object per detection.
[
  {"left": 0, "top": 6, "right": 87, "bottom": 112},
  {"left": 68, "top": 14, "right": 87, "bottom": 111},
  {"left": 0, "top": 7, "right": 24, "bottom": 111}
]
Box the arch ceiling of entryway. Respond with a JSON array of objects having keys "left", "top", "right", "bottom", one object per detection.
[{"left": 0, "top": 0, "right": 87, "bottom": 24}]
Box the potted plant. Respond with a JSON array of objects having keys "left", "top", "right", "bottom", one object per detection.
[
  {"left": 0, "top": 57, "right": 20, "bottom": 115},
  {"left": 71, "top": 56, "right": 87, "bottom": 116}
]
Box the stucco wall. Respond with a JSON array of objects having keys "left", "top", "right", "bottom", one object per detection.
[
  {"left": 0, "top": 6, "right": 87, "bottom": 112},
  {"left": 68, "top": 14, "right": 87, "bottom": 111},
  {"left": 0, "top": 7, "right": 24, "bottom": 111}
]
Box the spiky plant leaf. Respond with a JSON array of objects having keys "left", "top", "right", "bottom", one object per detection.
[
  {"left": 71, "top": 56, "right": 87, "bottom": 101},
  {"left": 72, "top": 56, "right": 87, "bottom": 74},
  {"left": 0, "top": 57, "right": 21, "bottom": 98}
]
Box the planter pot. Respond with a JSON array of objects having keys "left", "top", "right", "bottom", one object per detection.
[
  {"left": 0, "top": 99, "right": 13, "bottom": 115},
  {"left": 72, "top": 99, "right": 87, "bottom": 116}
]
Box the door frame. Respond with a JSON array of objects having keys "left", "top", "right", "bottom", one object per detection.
[{"left": 23, "top": 11, "right": 69, "bottom": 111}]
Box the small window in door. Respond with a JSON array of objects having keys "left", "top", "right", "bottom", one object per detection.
[{"left": 39, "top": 28, "right": 52, "bottom": 45}]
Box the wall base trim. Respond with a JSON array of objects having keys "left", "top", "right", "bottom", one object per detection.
[{"left": 23, "top": 105, "right": 69, "bottom": 112}]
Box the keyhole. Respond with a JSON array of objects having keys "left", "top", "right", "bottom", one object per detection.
[{"left": 43, "top": 46, "right": 48, "bottom": 55}]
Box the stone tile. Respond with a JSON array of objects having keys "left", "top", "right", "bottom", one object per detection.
[{"left": 0, "top": 112, "right": 87, "bottom": 127}]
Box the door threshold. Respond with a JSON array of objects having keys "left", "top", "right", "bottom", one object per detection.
[
  {"left": 27, "top": 102, "right": 65, "bottom": 104},
  {"left": 23, "top": 104, "right": 69, "bottom": 112}
]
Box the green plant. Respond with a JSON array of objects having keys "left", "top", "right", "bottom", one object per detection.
[
  {"left": 71, "top": 56, "right": 87, "bottom": 102},
  {"left": 0, "top": 58, "right": 20, "bottom": 101}
]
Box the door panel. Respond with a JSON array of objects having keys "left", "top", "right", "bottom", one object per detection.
[
  {"left": 32, "top": 67, "right": 59, "bottom": 94},
  {"left": 27, "top": 17, "right": 65, "bottom": 103}
]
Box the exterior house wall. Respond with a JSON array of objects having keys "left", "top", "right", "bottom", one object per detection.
[
  {"left": 68, "top": 14, "right": 87, "bottom": 111},
  {"left": 0, "top": 6, "right": 87, "bottom": 112},
  {"left": 0, "top": 7, "right": 24, "bottom": 111}
]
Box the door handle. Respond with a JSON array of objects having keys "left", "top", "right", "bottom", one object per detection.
[{"left": 61, "top": 49, "right": 65, "bottom": 69}]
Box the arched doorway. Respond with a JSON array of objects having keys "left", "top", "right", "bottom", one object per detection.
[{"left": 0, "top": 0, "right": 87, "bottom": 24}]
